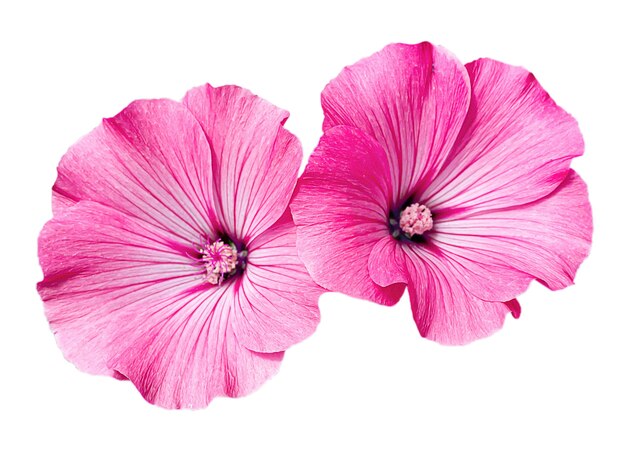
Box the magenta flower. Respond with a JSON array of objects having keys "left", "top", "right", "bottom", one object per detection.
[
  {"left": 37, "top": 84, "right": 322, "bottom": 408},
  {"left": 291, "top": 42, "right": 592, "bottom": 345}
]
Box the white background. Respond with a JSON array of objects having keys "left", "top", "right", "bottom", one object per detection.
[{"left": 1, "top": 1, "right": 624, "bottom": 448}]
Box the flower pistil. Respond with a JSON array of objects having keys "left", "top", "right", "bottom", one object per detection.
[
  {"left": 201, "top": 239, "right": 239, "bottom": 284},
  {"left": 390, "top": 202, "right": 433, "bottom": 240}
]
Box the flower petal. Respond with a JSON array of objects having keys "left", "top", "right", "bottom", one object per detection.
[
  {"left": 183, "top": 84, "right": 300, "bottom": 242},
  {"left": 368, "top": 220, "right": 532, "bottom": 304},
  {"left": 424, "top": 58, "right": 584, "bottom": 217},
  {"left": 368, "top": 231, "right": 523, "bottom": 344},
  {"left": 108, "top": 288, "right": 283, "bottom": 409},
  {"left": 231, "top": 212, "right": 322, "bottom": 353},
  {"left": 368, "top": 235, "right": 407, "bottom": 287},
  {"left": 290, "top": 126, "right": 404, "bottom": 305},
  {"left": 53, "top": 99, "right": 218, "bottom": 242},
  {"left": 402, "top": 245, "right": 517, "bottom": 345},
  {"left": 506, "top": 299, "right": 522, "bottom": 319},
  {"left": 433, "top": 170, "right": 592, "bottom": 291},
  {"left": 322, "top": 42, "right": 470, "bottom": 202},
  {"left": 38, "top": 201, "right": 281, "bottom": 409}
]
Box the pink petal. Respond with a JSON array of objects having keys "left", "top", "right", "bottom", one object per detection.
[
  {"left": 367, "top": 231, "right": 524, "bottom": 344},
  {"left": 433, "top": 170, "right": 592, "bottom": 291},
  {"left": 506, "top": 299, "right": 522, "bottom": 319},
  {"left": 402, "top": 244, "right": 517, "bottom": 345},
  {"left": 53, "top": 99, "right": 218, "bottom": 242},
  {"left": 231, "top": 211, "right": 322, "bottom": 353},
  {"left": 108, "top": 290, "right": 283, "bottom": 409},
  {"left": 290, "top": 126, "right": 404, "bottom": 306},
  {"left": 423, "top": 58, "right": 584, "bottom": 217},
  {"left": 38, "top": 201, "right": 282, "bottom": 409},
  {"left": 368, "top": 235, "right": 407, "bottom": 288},
  {"left": 183, "top": 84, "right": 300, "bottom": 242},
  {"left": 322, "top": 42, "right": 470, "bottom": 203},
  {"left": 369, "top": 225, "right": 532, "bottom": 304}
]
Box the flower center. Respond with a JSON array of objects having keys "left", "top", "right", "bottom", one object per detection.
[
  {"left": 398, "top": 202, "right": 433, "bottom": 237},
  {"left": 201, "top": 239, "right": 239, "bottom": 285}
]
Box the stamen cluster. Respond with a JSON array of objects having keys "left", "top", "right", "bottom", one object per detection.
[{"left": 201, "top": 239, "right": 238, "bottom": 284}]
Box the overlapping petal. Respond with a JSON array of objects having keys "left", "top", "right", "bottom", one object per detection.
[
  {"left": 402, "top": 245, "right": 518, "bottom": 345},
  {"left": 322, "top": 42, "right": 471, "bottom": 203},
  {"left": 433, "top": 170, "right": 592, "bottom": 290},
  {"left": 38, "top": 201, "right": 282, "bottom": 408},
  {"left": 368, "top": 234, "right": 522, "bottom": 344},
  {"left": 423, "top": 58, "right": 584, "bottom": 217},
  {"left": 232, "top": 211, "right": 322, "bottom": 353},
  {"left": 183, "top": 84, "right": 301, "bottom": 242},
  {"left": 290, "top": 126, "right": 404, "bottom": 306},
  {"left": 53, "top": 99, "right": 218, "bottom": 243}
]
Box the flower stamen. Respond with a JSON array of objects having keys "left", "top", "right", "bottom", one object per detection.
[
  {"left": 399, "top": 203, "right": 433, "bottom": 237},
  {"left": 201, "top": 239, "right": 238, "bottom": 285}
]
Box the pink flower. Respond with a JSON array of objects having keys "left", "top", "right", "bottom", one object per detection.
[
  {"left": 37, "top": 84, "right": 323, "bottom": 408},
  {"left": 291, "top": 42, "right": 592, "bottom": 345}
]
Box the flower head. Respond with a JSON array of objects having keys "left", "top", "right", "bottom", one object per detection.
[
  {"left": 37, "top": 84, "right": 323, "bottom": 408},
  {"left": 291, "top": 42, "right": 592, "bottom": 345}
]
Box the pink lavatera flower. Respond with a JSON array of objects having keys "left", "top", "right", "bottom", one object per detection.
[
  {"left": 37, "top": 84, "right": 323, "bottom": 408},
  {"left": 291, "top": 42, "right": 592, "bottom": 345}
]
